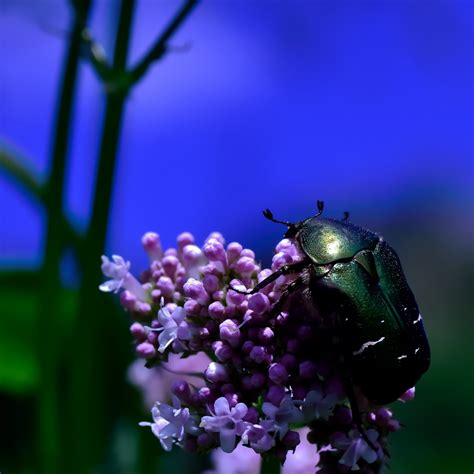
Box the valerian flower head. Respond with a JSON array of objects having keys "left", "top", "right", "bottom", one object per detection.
[{"left": 101, "top": 230, "right": 416, "bottom": 471}]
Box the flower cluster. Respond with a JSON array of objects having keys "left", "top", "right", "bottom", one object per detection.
[{"left": 100, "top": 231, "right": 414, "bottom": 472}]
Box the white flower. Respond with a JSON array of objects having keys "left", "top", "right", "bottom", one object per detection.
[
  {"left": 99, "top": 255, "right": 130, "bottom": 292},
  {"left": 139, "top": 397, "right": 195, "bottom": 451},
  {"left": 155, "top": 306, "right": 191, "bottom": 353},
  {"left": 200, "top": 397, "right": 249, "bottom": 453},
  {"left": 99, "top": 255, "right": 146, "bottom": 299}
]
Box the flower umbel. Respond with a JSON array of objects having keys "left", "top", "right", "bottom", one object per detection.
[{"left": 101, "top": 230, "right": 415, "bottom": 471}]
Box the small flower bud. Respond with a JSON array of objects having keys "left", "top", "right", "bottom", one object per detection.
[
  {"left": 249, "top": 346, "right": 266, "bottom": 364},
  {"left": 269, "top": 363, "right": 288, "bottom": 384},
  {"left": 162, "top": 255, "right": 179, "bottom": 278},
  {"left": 208, "top": 301, "right": 226, "bottom": 320},
  {"left": 129, "top": 322, "right": 146, "bottom": 341},
  {"left": 398, "top": 387, "right": 415, "bottom": 403},
  {"left": 240, "top": 249, "right": 255, "bottom": 258},
  {"left": 183, "top": 278, "right": 209, "bottom": 305},
  {"left": 177, "top": 232, "right": 195, "bottom": 251},
  {"left": 219, "top": 319, "right": 241, "bottom": 347},
  {"left": 235, "top": 256, "right": 257, "bottom": 276},
  {"left": 213, "top": 341, "right": 233, "bottom": 362},
  {"left": 203, "top": 274, "right": 219, "bottom": 293},
  {"left": 172, "top": 380, "right": 191, "bottom": 400},
  {"left": 206, "top": 232, "right": 225, "bottom": 245},
  {"left": 142, "top": 232, "right": 162, "bottom": 260},
  {"left": 198, "top": 386, "right": 212, "bottom": 403},
  {"left": 205, "top": 362, "right": 228, "bottom": 383},
  {"left": 157, "top": 276, "right": 174, "bottom": 298},
  {"left": 203, "top": 238, "right": 227, "bottom": 263},
  {"left": 248, "top": 293, "right": 270, "bottom": 315},
  {"left": 258, "top": 327, "right": 274, "bottom": 343},
  {"left": 226, "top": 242, "right": 243, "bottom": 263},
  {"left": 183, "top": 298, "right": 201, "bottom": 315},
  {"left": 136, "top": 342, "right": 156, "bottom": 359}
]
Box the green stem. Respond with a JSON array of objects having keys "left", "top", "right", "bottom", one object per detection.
[
  {"left": 261, "top": 455, "right": 281, "bottom": 474},
  {"left": 0, "top": 146, "right": 82, "bottom": 251},
  {"left": 37, "top": 2, "right": 91, "bottom": 473},
  {"left": 128, "top": 0, "right": 199, "bottom": 86},
  {"left": 66, "top": 1, "right": 135, "bottom": 471},
  {"left": 0, "top": 146, "right": 44, "bottom": 201}
]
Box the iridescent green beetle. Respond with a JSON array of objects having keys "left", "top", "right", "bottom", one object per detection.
[{"left": 245, "top": 201, "right": 430, "bottom": 406}]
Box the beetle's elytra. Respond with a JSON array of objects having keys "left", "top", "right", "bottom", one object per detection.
[{"left": 247, "top": 202, "right": 431, "bottom": 405}]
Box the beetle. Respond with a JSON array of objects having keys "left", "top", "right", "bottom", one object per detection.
[{"left": 239, "top": 201, "right": 430, "bottom": 408}]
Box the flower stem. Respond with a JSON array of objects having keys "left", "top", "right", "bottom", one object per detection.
[
  {"left": 65, "top": 0, "right": 135, "bottom": 470},
  {"left": 261, "top": 455, "right": 281, "bottom": 474},
  {"left": 36, "top": 2, "right": 92, "bottom": 473}
]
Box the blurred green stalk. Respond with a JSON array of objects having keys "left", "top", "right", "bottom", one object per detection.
[
  {"left": 37, "top": 2, "right": 92, "bottom": 473},
  {"left": 66, "top": 1, "right": 135, "bottom": 471}
]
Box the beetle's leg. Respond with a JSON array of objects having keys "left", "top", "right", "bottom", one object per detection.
[
  {"left": 342, "top": 378, "right": 378, "bottom": 452},
  {"left": 230, "top": 258, "right": 310, "bottom": 295},
  {"left": 270, "top": 273, "right": 309, "bottom": 317}
]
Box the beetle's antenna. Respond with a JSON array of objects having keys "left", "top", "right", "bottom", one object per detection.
[
  {"left": 262, "top": 209, "right": 294, "bottom": 227},
  {"left": 315, "top": 200, "right": 324, "bottom": 217},
  {"left": 263, "top": 209, "right": 299, "bottom": 238},
  {"left": 343, "top": 211, "right": 350, "bottom": 222}
]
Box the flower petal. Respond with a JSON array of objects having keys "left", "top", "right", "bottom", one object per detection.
[{"left": 214, "top": 397, "right": 231, "bottom": 417}]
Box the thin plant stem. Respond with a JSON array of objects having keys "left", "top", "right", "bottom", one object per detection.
[
  {"left": 128, "top": 0, "right": 199, "bottom": 86},
  {"left": 37, "top": 2, "right": 91, "bottom": 473},
  {"left": 66, "top": 0, "right": 135, "bottom": 470},
  {"left": 0, "top": 146, "right": 44, "bottom": 201},
  {"left": 0, "top": 147, "right": 81, "bottom": 250}
]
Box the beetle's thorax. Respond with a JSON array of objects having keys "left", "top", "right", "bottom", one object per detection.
[{"left": 296, "top": 217, "right": 379, "bottom": 265}]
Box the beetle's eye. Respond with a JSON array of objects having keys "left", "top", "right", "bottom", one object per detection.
[{"left": 354, "top": 251, "right": 379, "bottom": 282}]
